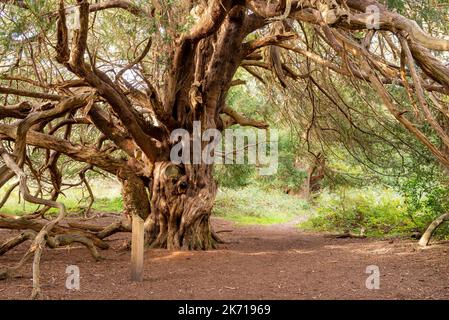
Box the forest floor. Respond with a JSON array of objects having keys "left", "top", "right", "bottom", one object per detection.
[{"left": 1, "top": 215, "right": 449, "bottom": 299}]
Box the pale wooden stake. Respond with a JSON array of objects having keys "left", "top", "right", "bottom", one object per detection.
[{"left": 131, "top": 215, "right": 144, "bottom": 281}]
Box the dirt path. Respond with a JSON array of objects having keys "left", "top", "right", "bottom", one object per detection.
[{"left": 1, "top": 217, "right": 449, "bottom": 299}]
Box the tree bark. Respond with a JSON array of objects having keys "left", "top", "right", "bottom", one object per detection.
[
  {"left": 418, "top": 213, "right": 449, "bottom": 247},
  {"left": 299, "top": 154, "right": 326, "bottom": 199},
  {"left": 145, "top": 162, "right": 218, "bottom": 250}
]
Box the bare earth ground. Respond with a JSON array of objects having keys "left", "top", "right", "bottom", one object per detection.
[{"left": 1, "top": 216, "right": 449, "bottom": 300}]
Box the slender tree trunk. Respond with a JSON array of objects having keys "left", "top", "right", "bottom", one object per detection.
[
  {"left": 419, "top": 213, "right": 449, "bottom": 247},
  {"left": 300, "top": 154, "right": 326, "bottom": 199}
]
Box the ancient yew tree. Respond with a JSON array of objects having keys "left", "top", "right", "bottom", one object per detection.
[{"left": 0, "top": 0, "right": 448, "bottom": 297}]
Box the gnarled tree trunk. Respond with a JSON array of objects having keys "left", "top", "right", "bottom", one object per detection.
[{"left": 145, "top": 162, "right": 218, "bottom": 250}]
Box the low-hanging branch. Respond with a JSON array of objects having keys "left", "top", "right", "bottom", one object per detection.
[{"left": 221, "top": 106, "right": 269, "bottom": 129}]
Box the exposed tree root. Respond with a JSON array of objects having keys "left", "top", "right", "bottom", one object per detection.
[
  {"left": 0, "top": 143, "right": 123, "bottom": 297},
  {"left": 96, "top": 219, "right": 131, "bottom": 239},
  {"left": 325, "top": 232, "right": 367, "bottom": 239},
  {"left": 0, "top": 216, "right": 131, "bottom": 277},
  {"left": 0, "top": 215, "right": 127, "bottom": 298},
  {"left": 0, "top": 230, "right": 37, "bottom": 256},
  {"left": 212, "top": 230, "right": 225, "bottom": 244},
  {"left": 0, "top": 215, "right": 133, "bottom": 256},
  {"left": 0, "top": 216, "right": 110, "bottom": 249},
  {"left": 67, "top": 221, "right": 104, "bottom": 232}
]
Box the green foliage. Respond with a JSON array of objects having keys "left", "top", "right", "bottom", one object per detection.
[
  {"left": 257, "top": 133, "right": 307, "bottom": 192},
  {"left": 215, "top": 78, "right": 306, "bottom": 191},
  {"left": 302, "top": 171, "right": 449, "bottom": 239},
  {"left": 384, "top": 0, "right": 406, "bottom": 13},
  {"left": 301, "top": 187, "right": 415, "bottom": 236},
  {"left": 214, "top": 164, "right": 255, "bottom": 189},
  {"left": 213, "top": 186, "right": 309, "bottom": 225},
  {"left": 213, "top": 131, "right": 307, "bottom": 191},
  {"left": 399, "top": 164, "right": 449, "bottom": 237},
  {"left": 226, "top": 80, "right": 269, "bottom": 119}
]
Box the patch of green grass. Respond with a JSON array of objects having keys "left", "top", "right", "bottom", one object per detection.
[
  {"left": 213, "top": 186, "right": 309, "bottom": 225},
  {"left": 0, "top": 201, "right": 40, "bottom": 215},
  {"left": 0, "top": 179, "right": 122, "bottom": 216},
  {"left": 91, "top": 197, "right": 123, "bottom": 212},
  {"left": 0, "top": 195, "right": 123, "bottom": 216}
]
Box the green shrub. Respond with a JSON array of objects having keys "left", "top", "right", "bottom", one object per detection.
[
  {"left": 257, "top": 134, "right": 307, "bottom": 192},
  {"left": 214, "top": 164, "right": 255, "bottom": 189},
  {"left": 399, "top": 165, "right": 449, "bottom": 238},
  {"left": 301, "top": 187, "right": 415, "bottom": 236},
  {"left": 214, "top": 131, "right": 307, "bottom": 192}
]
